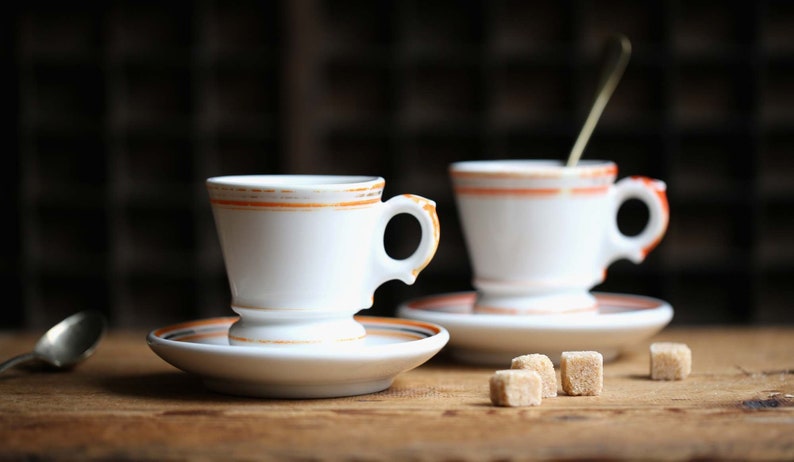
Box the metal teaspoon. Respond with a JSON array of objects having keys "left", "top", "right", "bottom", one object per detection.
[
  {"left": 0, "top": 311, "right": 106, "bottom": 373},
  {"left": 567, "top": 34, "right": 632, "bottom": 167}
]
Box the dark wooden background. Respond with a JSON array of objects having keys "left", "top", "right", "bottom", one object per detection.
[{"left": 4, "top": 0, "right": 793, "bottom": 329}]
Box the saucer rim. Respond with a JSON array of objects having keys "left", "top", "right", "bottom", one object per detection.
[
  {"left": 147, "top": 315, "right": 450, "bottom": 359},
  {"left": 146, "top": 315, "right": 450, "bottom": 398},
  {"left": 397, "top": 291, "right": 673, "bottom": 330},
  {"left": 396, "top": 291, "right": 674, "bottom": 366}
]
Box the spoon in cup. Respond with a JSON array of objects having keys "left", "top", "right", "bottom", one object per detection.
[
  {"left": 566, "top": 34, "right": 632, "bottom": 167},
  {"left": 0, "top": 311, "right": 106, "bottom": 374}
]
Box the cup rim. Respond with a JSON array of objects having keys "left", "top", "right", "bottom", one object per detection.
[
  {"left": 450, "top": 159, "right": 616, "bottom": 177},
  {"left": 206, "top": 175, "right": 383, "bottom": 190}
]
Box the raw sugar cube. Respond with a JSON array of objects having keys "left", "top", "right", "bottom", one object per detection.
[
  {"left": 561, "top": 351, "right": 603, "bottom": 396},
  {"left": 650, "top": 342, "right": 692, "bottom": 380},
  {"left": 489, "top": 370, "right": 543, "bottom": 407},
  {"left": 511, "top": 354, "right": 557, "bottom": 398}
]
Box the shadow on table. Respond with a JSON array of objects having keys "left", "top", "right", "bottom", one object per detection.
[{"left": 99, "top": 372, "right": 257, "bottom": 403}]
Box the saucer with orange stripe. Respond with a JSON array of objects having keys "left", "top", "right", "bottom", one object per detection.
[
  {"left": 147, "top": 316, "right": 448, "bottom": 399},
  {"left": 397, "top": 292, "right": 672, "bottom": 366}
]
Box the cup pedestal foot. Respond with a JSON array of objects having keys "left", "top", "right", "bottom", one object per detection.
[
  {"left": 473, "top": 292, "right": 598, "bottom": 315},
  {"left": 228, "top": 307, "right": 367, "bottom": 348}
]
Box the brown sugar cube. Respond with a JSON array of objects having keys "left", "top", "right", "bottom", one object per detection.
[
  {"left": 489, "top": 370, "right": 543, "bottom": 407},
  {"left": 560, "top": 351, "right": 603, "bottom": 396},
  {"left": 511, "top": 354, "right": 557, "bottom": 398},
  {"left": 650, "top": 342, "right": 692, "bottom": 380}
]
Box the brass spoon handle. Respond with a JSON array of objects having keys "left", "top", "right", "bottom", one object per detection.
[{"left": 567, "top": 34, "right": 632, "bottom": 168}]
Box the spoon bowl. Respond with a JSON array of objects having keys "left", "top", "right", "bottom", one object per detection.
[{"left": 0, "top": 311, "right": 107, "bottom": 373}]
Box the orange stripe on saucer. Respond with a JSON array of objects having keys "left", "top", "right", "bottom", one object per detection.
[
  {"left": 406, "top": 293, "right": 476, "bottom": 311},
  {"left": 365, "top": 329, "right": 424, "bottom": 341},
  {"left": 594, "top": 294, "right": 659, "bottom": 310},
  {"left": 356, "top": 315, "right": 441, "bottom": 335},
  {"left": 153, "top": 317, "right": 237, "bottom": 338},
  {"left": 176, "top": 332, "right": 227, "bottom": 342},
  {"left": 228, "top": 333, "right": 367, "bottom": 345},
  {"left": 473, "top": 304, "right": 598, "bottom": 315}
]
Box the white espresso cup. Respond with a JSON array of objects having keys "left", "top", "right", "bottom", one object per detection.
[
  {"left": 207, "top": 175, "right": 440, "bottom": 347},
  {"left": 450, "top": 160, "right": 668, "bottom": 315}
]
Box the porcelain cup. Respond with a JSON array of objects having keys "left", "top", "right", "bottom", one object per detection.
[
  {"left": 207, "top": 175, "right": 440, "bottom": 347},
  {"left": 450, "top": 160, "right": 668, "bottom": 315}
]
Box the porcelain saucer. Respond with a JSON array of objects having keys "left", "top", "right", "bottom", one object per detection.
[
  {"left": 397, "top": 292, "right": 673, "bottom": 366},
  {"left": 147, "top": 316, "right": 448, "bottom": 399}
]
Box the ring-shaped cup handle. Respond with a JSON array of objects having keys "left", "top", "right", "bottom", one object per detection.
[
  {"left": 368, "top": 194, "right": 440, "bottom": 291},
  {"left": 601, "top": 176, "right": 669, "bottom": 267}
]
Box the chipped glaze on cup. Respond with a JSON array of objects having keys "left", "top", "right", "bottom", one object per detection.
[
  {"left": 450, "top": 160, "right": 668, "bottom": 315},
  {"left": 207, "top": 175, "right": 440, "bottom": 347}
]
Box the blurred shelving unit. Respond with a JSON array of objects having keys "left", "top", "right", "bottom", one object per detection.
[
  {"left": 7, "top": 0, "right": 794, "bottom": 328},
  {"left": 14, "top": 0, "right": 282, "bottom": 328}
]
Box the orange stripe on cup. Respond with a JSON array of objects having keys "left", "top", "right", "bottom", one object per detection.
[
  {"left": 571, "top": 186, "right": 611, "bottom": 195},
  {"left": 210, "top": 197, "right": 381, "bottom": 209},
  {"left": 454, "top": 186, "right": 610, "bottom": 196},
  {"left": 454, "top": 187, "right": 558, "bottom": 196},
  {"left": 344, "top": 180, "right": 386, "bottom": 192},
  {"left": 449, "top": 164, "right": 618, "bottom": 180}
]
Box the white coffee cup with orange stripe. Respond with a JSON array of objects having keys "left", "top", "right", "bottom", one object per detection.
[
  {"left": 207, "top": 175, "right": 440, "bottom": 347},
  {"left": 450, "top": 160, "right": 668, "bottom": 315}
]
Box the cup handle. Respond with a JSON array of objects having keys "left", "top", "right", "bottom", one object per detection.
[
  {"left": 369, "top": 194, "right": 441, "bottom": 290},
  {"left": 601, "top": 176, "right": 669, "bottom": 266}
]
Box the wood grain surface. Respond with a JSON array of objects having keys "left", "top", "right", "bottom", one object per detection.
[{"left": 1, "top": 327, "right": 793, "bottom": 460}]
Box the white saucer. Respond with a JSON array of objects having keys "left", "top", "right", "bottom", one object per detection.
[
  {"left": 147, "top": 316, "right": 448, "bottom": 399},
  {"left": 397, "top": 292, "right": 673, "bottom": 366}
]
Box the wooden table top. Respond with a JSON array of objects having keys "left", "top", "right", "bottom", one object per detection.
[{"left": 1, "top": 326, "right": 792, "bottom": 460}]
